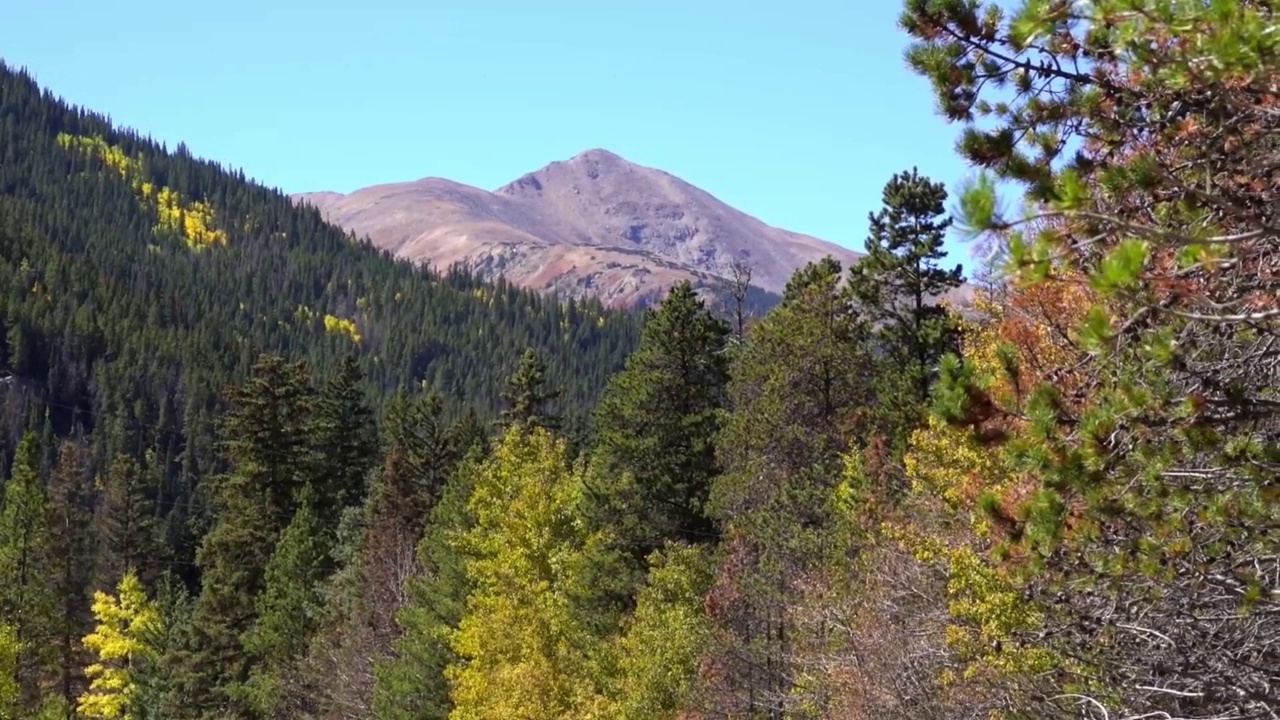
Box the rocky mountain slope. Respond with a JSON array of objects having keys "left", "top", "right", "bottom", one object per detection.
[{"left": 294, "top": 149, "right": 865, "bottom": 306}]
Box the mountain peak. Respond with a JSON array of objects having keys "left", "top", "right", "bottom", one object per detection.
[
  {"left": 567, "top": 147, "right": 627, "bottom": 164},
  {"left": 295, "top": 152, "right": 866, "bottom": 307}
]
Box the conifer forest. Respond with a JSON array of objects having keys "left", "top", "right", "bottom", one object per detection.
[{"left": 0, "top": 1, "right": 1276, "bottom": 718}]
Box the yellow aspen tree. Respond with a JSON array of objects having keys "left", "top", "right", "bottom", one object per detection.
[
  {"left": 77, "top": 570, "right": 159, "bottom": 720},
  {"left": 446, "top": 425, "right": 605, "bottom": 720}
]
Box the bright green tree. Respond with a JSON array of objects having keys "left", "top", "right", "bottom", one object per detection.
[
  {"left": 373, "top": 451, "right": 483, "bottom": 720},
  {"left": 596, "top": 543, "right": 714, "bottom": 720},
  {"left": 237, "top": 485, "right": 331, "bottom": 717},
  {"left": 0, "top": 622, "right": 19, "bottom": 719}
]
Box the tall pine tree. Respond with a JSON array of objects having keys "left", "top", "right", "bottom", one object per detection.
[
  {"left": 0, "top": 432, "right": 59, "bottom": 709},
  {"left": 848, "top": 168, "right": 963, "bottom": 408},
  {"left": 180, "top": 355, "right": 317, "bottom": 717},
  {"left": 590, "top": 281, "right": 730, "bottom": 555}
]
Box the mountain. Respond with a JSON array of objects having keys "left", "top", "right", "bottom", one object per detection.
[
  {"left": 294, "top": 149, "right": 865, "bottom": 307},
  {"left": 0, "top": 61, "right": 642, "bottom": 451}
]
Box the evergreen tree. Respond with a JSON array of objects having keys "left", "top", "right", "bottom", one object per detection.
[
  {"left": 47, "top": 439, "right": 97, "bottom": 707},
  {"left": 447, "top": 407, "right": 489, "bottom": 459},
  {"left": 0, "top": 432, "right": 58, "bottom": 708},
  {"left": 702, "top": 258, "right": 874, "bottom": 718},
  {"left": 373, "top": 452, "right": 483, "bottom": 720},
  {"left": 300, "top": 389, "right": 459, "bottom": 718},
  {"left": 309, "top": 354, "right": 378, "bottom": 522},
  {"left": 589, "top": 281, "right": 730, "bottom": 565},
  {"left": 495, "top": 348, "right": 563, "bottom": 432},
  {"left": 92, "top": 453, "right": 162, "bottom": 593},
  {"left": 238, "top": 485, "right": 330, "bottom": 717},
  {"left": 848, "top": 167, "right": 963, "bottom": 409},
  {"left": 180, "top": 355, "right": 317, "bottom": 716}
]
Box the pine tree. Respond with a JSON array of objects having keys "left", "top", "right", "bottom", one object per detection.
[
  {"left": 180, "top": 355, "right": 317, "bottom": 715},
  {"left": 373, "top": 453, "right": 482, "bottom": 720},
  {"left": 92, "top": 453, "right": 162, "bottom": 593},
  {"left": 702, "top": 258, "right": 874, "bottom": 718},
  {"left": 0, "top": 432, "right": 58, "bottom": 708},
  {"left": 848, "top": 167, "right": 963, "bottom": 409},
  {"left": 237, "top": 485, "right": 330, "bottom": 717},
  {"left": 589, "top": 281, "right": 730, "bottom": 564},
  {"left": 47, "top": 439, "right": 97, "bottom": 707},
  {"left": 302, "top": 389, "right": 459, "bottom": 718},
  {"left": 309, "top": 354, "right": 377, "bottom": 523},
  {"left": 77, "top": 569, "right": 160, "bottom": 720},
  {"left": 495, "top": 348, "right": 562, "bottom": 432}
]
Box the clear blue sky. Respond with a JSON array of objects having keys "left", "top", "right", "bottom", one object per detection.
[{"left": 1, "top": 0, "right": 978, "bottom": 262}]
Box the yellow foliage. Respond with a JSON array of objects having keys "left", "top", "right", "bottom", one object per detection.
[
  {"left": 0, "top": 623, "right": 18, "bottom": 718},
  {"left": 58, "top": 132, "right": 228, "bottom": 250},
  {"left": 77, "top": 570, "right": 160, "bottom": 719},
  {"left": 895, "top": 297, "right": 1069, "bottom": 687},
  {"left": 447, "top": 427, "right": 604, "bottom": 719},
  {"left": 323, "top": 314, "right": 362, "bottom": 344}
]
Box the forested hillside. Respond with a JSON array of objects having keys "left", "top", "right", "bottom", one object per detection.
[{"left": 2, "top": 1, "right": 1277, "bottom": 718}]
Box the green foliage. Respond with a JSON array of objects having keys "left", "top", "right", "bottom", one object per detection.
[
  {"left": 901, "top": 1, "right": 1280, "bottom": 716},
  {"left": 703, "top": 258, "right": 875, "bottom": 716},
  {"left": 237, "top": 486, "right": 331, "bottom": 716},
  {"left": 0, "top": 432, "right": 59, "bottom": 709},
  {"left": 309, "top": 354, "right": 378, "bottom": 522},
  {"left": 587, "top": 281, "right": 730, "bottom": 579},
  {"left": 180, "top": 355, "right": 320, "bottom": 715},
  {"left": 373, "top": 452, "right": 483, "bottom": 720},
  {"left": 495, "top": 348, "right": 564, "bottom": 432},
  {"left": 0, "top": 622, "right": 18, "bottom": 719},
  {"left": 597, "top": 543, "right": 714, "bottom": 720},
  {"left": 849, "top": 167, "right": 965, "bottom": 438}
]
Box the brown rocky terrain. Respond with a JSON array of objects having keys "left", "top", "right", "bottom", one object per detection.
[{"left": 293, "top": 149, "right": 866, "bottom": 306}]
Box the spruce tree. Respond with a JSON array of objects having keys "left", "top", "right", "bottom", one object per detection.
[
  {"left": 238, "top": 485, "right": 330, "bottom": 717},
  {"left": 180, "top": 355, "right": 317, "bottom": 716},
  {"left": 301, "top": 389, "right": 459, "bottom": 717},
  {"left": 0, "top": 432, "right": 58, "bottom": 709},
  {"left": 309, "top": 354, "right": 378, "bottom": 522},
  {"left": 92, "top": 452, "right": 162, "bottom": 593},
  {"left": 590, "top": 281, "right": 730, "bottom": 557},
  {"left": 373, "top": 452, "right": 482, "bottom": 720},
  {"left": 495, "top": 348, "right": 562, "bottom": 432},
  {"left": 47, "top": 439, "right": 96, "bottom": 707}
]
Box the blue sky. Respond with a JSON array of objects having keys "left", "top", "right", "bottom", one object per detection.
[{"left": 1, "top": 0, "right": 978, "bottom": 262}]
